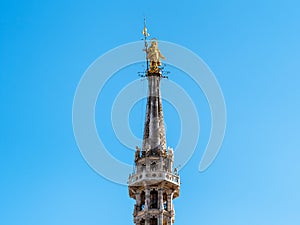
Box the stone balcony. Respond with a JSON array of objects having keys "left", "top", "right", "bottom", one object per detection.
[{"left": 128, "top": 170, "right": 180, "bottom": 186}]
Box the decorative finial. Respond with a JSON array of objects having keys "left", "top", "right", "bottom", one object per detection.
[
  {"left": 142, "top": 18, "right": 150, "bottom": 71},
  {"left": 142, "top": 18, "right": 150, "bottom": 38},
  {"left": 142, "top": 19, "right": 166, "bottom": 74}
]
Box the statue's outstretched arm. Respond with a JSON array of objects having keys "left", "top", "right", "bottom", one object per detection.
[{"left": 159, "top": 52, "right": 166, "bottom": 60}]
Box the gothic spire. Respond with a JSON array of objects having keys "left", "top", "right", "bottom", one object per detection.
[
  {"left": 142, "top": 23, "right": 167, "bottom": 156},
  {"left": 128, "top": 22, "right": 180, "bottom": 225}
]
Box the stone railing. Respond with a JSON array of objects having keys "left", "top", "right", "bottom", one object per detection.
[{"left": 128, "top": 170, "right": 180, "bottom": 185}]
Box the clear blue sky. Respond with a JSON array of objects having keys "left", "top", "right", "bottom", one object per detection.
[{"left": 1, "top": 0, "right": 300, "bottom": 225}]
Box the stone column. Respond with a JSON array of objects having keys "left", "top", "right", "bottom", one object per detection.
[
  {"left": 167, "top": 192, "right": 173, "bottom": 212},
  {"left": 145, "top": 188, "right": 150, "bottom": 210},
  {"left": 158, "top": 189, "right": 163, "bottom": 210},
  {"left": 158, "top": 189, "right": 164, "bottom": 225},
  {"left": 145, "top": 216, "right": 150, "bottom": 225},
  {"left": 136, "top": 192, "right": 141, "bottom": 207},
  {"left": 135, "top": 192, "right": 141, "bottom": 214},
  {"left": 158, "top": 214, "right": 163, "bottom": 225}
]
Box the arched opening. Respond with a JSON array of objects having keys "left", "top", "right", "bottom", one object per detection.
[
  {"left": 140, "top": 191, "right": 145, "bottom": 211},
  {"left": 150, "top": 190, "right": 158, "bottom": 209},
  {"left": 142, "top": 163, "right": 146, "bottom": 171},
  {"left": 150, "top": 217, "right": 157, "bottom": 225},
  {"left": 150, "top": 161, "right": 157, "bottom": 171}
]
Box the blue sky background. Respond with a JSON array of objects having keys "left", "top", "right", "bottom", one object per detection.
[{"left": 1, "top": 0, "right": 300, "bottom": 224}]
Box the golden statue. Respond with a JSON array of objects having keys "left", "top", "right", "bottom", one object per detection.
[{"left": 144, "top": 39, "right": 166, "bottom": 73}]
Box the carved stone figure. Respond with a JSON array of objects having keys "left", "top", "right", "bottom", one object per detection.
[{"left": 135, "top": 146, "right": 141, "bottom": 161}]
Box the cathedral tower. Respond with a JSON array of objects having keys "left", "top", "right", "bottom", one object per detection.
[{"left": 128, "top": 22, "right": 180, "bottom": 225}]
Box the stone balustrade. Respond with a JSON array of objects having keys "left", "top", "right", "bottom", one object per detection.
[{"left": 128, "top": 170, "right": 180, "bottom": 185}]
